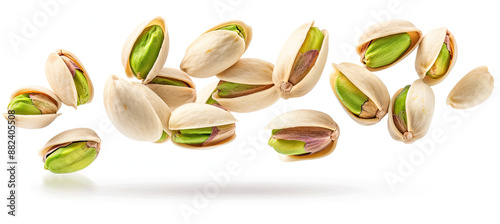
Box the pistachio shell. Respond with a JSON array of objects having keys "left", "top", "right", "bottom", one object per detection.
[
  {"left": 39, "top": 128, "right": 101, "bottom": 157},
  {"left": 121, "top": 17, "right": 169, "bottom": 83},
  {"left": 273, "top": 21, "right": 329, "bottom": 99},
  {"left": 3, "top": 86, "right": 62, "bottom": 129},
  {"left": 45, "top": 49, "right": 94, "bottom": 108},
  {"left": 267, "top": 109, "right": 339, "bottom": 162},
  {"left": 415, "top": 27, "right": 457, "bottom": 85},
  {"left": 180, "top": 20, "right": 252, "bottom": 78},
  {"left": 145, "top": 67, "right": 196, "bottom": 110},
  {"left": 329, "top": 62, "right": 390, "bottom": 125},
  {"left": 213, "top": 58, "right": 279, "bottom": 113},
  {"left": 356, "top": 19, "right": 422, "bottom": 71},
  {"left": 388, "top": 79, "right": 435, "bottom": 143},
  {"left": 169, "top": 103, "right": 237, "bottom": 130},
  {"left": 447, "top": 66, "right": 494, "bottom": 109},
  {"left": 103, "top": 75, "right": 171, "bottom": 142}
]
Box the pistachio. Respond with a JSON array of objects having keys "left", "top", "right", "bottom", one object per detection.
[
  {"left": 180, "top": 20, "right": 252, "bottom": 78},
  {"left": 217, "top": 81, "right": 273, "bottom": 98},
  {"left": 392, "top": 85, "right": 410, "bottom": 134},
  {"left": 356, "top": 20, "right": 422, "bottom": 71},
  {"left": 426, "top": 43, "right": 451, "bottom": 79},
  {"left": 8, "top": 94, "right": 41, "bottom": 115},
  {"left": 129, "top": 25, "right": 165, "bottom": 80},
  {"left": 334, "top": 72, "right": 377, "bottom": 118},
  {"left": 144, "top": 67, "right": 196, "bottom": 110},
  {"left": 267, "top": 109, "right": 339, "bottom": 162},
  {"left": 39, "top": 128, "right": 101, "bottom": 174},
  {"left": 362, "top": 33, "right": 411, "bottom": 68},
  {"left": 172, "top": 124, "right": 235, "bottom": 147},
  {"left": 447, "top": 66, "right": 494, "bottom": 109},
  {"left": 122, "top": 17, "right": 169, "bottom": 83},
  {"left": 155, "top": 131, "right": 169, "bottom": 143},
  {"left": 273, "top": 21, "right": 328, "bottom": 99},
  {"left": 45, "top": 49, "right": 94, "bottom": 108},
  {"left": 150, "top": 77, "right": 188, "bottom": 87}
]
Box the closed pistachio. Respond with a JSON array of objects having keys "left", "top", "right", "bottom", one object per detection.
[
  {"left": 45, "top": 49, "right": 94, "bottom": 108},
  {"left": 180, "top": 20, "right": 252, "bottom": 78},
  {"left": 356, "top": 20, "right": 422, "bottom": 71},
  {"left": 39, "top": 128, "right": 101, "bottom": 174},
  {"left": 415, "top": 27, "right": 457, "bottom": 85},
  {"left": 447, "top": 66, "right": 494, "bottom": 109},
  {"left": 145, "top": 67, "right": 196, "bottom": 110},
  {"left": 122, "top": 17, "right": 169, "bottom": 83},
  {"left": 273, "top": 21, "right": 329, "bottom": 99},
  {"left": 267, "top": 110, "right": 339, "bottom": 162},
  {"left": 3, "top": 86, "right": 62, "bottom": 129}
]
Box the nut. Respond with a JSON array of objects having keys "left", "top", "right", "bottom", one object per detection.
[
  {"left": 447, "top": 66, "right": 494, "bottom": 109},
  {"left": 3, "top": 86, "right": 61, "bottom": 129},
  {"left": 122, "top": 17, "right": 169, "bottom": 83},
  {"left": 144, "top": 67, "right": 196, "bottom": 110},
  {"left": 266, "top": 109, "right": 339, "bottom": 162},
  {"left": 45, "top": 49, "right": 94, "bottom": 108},
  {"left": 273, "top": 21, "right": 329, "bottom": 99},
  {"left": 415, "top": 27, "right": 457, "bottom": 85},
  {"left": 329, "top": 62, "right": 390, "bottom": 125},
  {"left": 39, "top": 128, "right": 101, "bottom": 174},
  {"left": 180, "top": 20, "right": 252, "bottom": 78},
  {"left": 356, "top": 19, "right": 422, "bottom": 71}
]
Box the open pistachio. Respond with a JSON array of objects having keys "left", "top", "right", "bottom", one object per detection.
[
  {"left": 415, "top": 27, "right": 457, "bottom": 85},
  {"left": 103, "top": 75, "right": 172, "bottom": 142},
  {"left": 273, "top": 21, "right": 328, "bottom": 99},
  {"left": 39, "top": 128, "right": 101, "bottom": 174},
  {"left": 212, "top": 58, "right": 279, "bottom": 112},
  {"left": 267, "top": 110, "right": 339, "bottom": 162},
  {"left": 45, "top": 49, "right": 94, "bottom": 108},
  {"left": 180, "top": 20, "right": 252, "bottom": 78},
  {"left": 3, "top": 86, "right": 62, "bottom": 129},
  {"left": 447, "top": 66, "right": 494, "bottom": 109},
  {"left": 356, "top": 20, "right": 422, "bottom": 71},
  {"left": 388, "top": 79, "right": 435, "bottom": 143},
  {"left": 144, "top": 67, "right": 196, "bottom": 110},
  {"left": 122, "top": 17, "right": 169, "bottom": 83},
  {"left": 169, "top": 103, "right": 237, "bottom": 148},
  {"left": 329, "top": 63, "right": 390, "bottom": 125}
]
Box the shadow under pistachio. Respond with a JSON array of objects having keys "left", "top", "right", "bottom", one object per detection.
[{"left": 42, "top": 173, "right": 97, "bottom": 195}]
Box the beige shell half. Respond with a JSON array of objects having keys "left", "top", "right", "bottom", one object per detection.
[
  {"left": 169, "top": 103, "right": 237, "bottom": 130},
  {"left": 45, "top": 49, "right": 94, "bottom": 108},
  {"left": 39, "top": 128, "right": 101, "bottom": 157},
  {"left": 103, "top": 75, "right": 171, "bottom": 142},
  {"left": 415, "top": 27, "right": 458, "bottom": 86},
  {"left": 388, "top": 79, "right": 435, "bottom": 144},
  {"left": 447, "top": 66, "right": 494, "bottom": 109},
  {"left": 213, "top": 58, "right": 279, "bottom": 113},
  {"left": 330, "top": 62, "right": 390, "bottom": 125},
  {"left": 272, "top": 21, "right": 329, "bottom": 99},
  {"left": 121, "top": 17, "right": 169, "bottom": 84},
  {"left": 3, "top": 86, "right": 62, "bottom": 129},
  {"left": 145, "top": 67, "right": 196, "bottom": 110},
  {"left": 266, "top": 109, "right": 339, "bottom": 162},
  {"left": 356, "top": 19, "right": 423, "bottom": 71}
]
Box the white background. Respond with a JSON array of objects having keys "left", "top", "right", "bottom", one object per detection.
[{"left": 1, "top": 0, "right": 499, "bottom": 223}]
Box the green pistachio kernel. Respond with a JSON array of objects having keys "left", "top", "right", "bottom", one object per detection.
[
  {"left": 74, "top": 69, "right": 90, "bottom": 106},
  {"left": 426, "top": 43, "right": 451, "bottom": 79},
  {"left": 364, "top": 33, "right": 411, "bottom": 68},
  {"left": 299, "top": 27, "right": 324, "bottom": 54},
  {"left": 156, "top": 131, "right": 168, "bottom": 143},
  {"left": 217, "top": 24, "right": 245, "bottom": 39},
  {"left": 7, "top": 94, "right": 41, "bottom": 115},
  {"left": 335, "top": 72, "right": 368, "bottom": 116},
  {"left": 268, "top": 129, "right": 307, "bottom": 156},
  {"left": 206, "top": 89, "right": 219, "bottom": 105},
  {"left": 150, "top": 77, "right": 188, "bottom": 87},
  {"left": 130, "top": 25, "right": 164, "bottom": 79},
  {"left": 393, "top": 85, "right": 411, "bottom": 133},
  {"left": 217, "top": 81, "right": 272, "bottom": 98},
  {"left": 44, "top": 142, "right": 97, "bottom": 174}
]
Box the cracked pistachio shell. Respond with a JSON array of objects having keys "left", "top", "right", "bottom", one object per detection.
[
  {"left": 45, "top": 49, "right": 94, "bottom": 108},
  {"left": 447, "top": 66, "right": 494, "bottom": 109},
  {"left": 356, "top": 20, "right": 422, "bottom": 71},
  {"left": 266, "top": 110, "right": 339, "bottom": 162},
  {"left": 213, "top": 58, "right": 279, "bottom": 113},
  {"left": 388, "top": 79, "right": 435, "bottom": 144},
  {"left": 273, "top": 21, "right": 329, "bottom": 99},
  {"left": 415, "top": 27, "right": 457, "bottom": 86},
  {"left": 103, "top": 75, "right": 171, "bottom": 142},
  {"left": 3, "top": 86, "right": 62, "bottom": 129},
  {"left": 329, "top": 62, "right": 390, "bottom": 125},
  {"left": 121, "top": 17, "right": 169, "bottom": 83},
  {"left": 169, "top": 103, "right": 237, "bottom": 148},
  {"left": 180, "top": 20, "right": 252, "bottom": 78},
  {"left": 145, "top": 67, "right": 196, "bottom": 110},
  {"left": 39, "top": 128, "right": 101, "bottom": 157}
]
